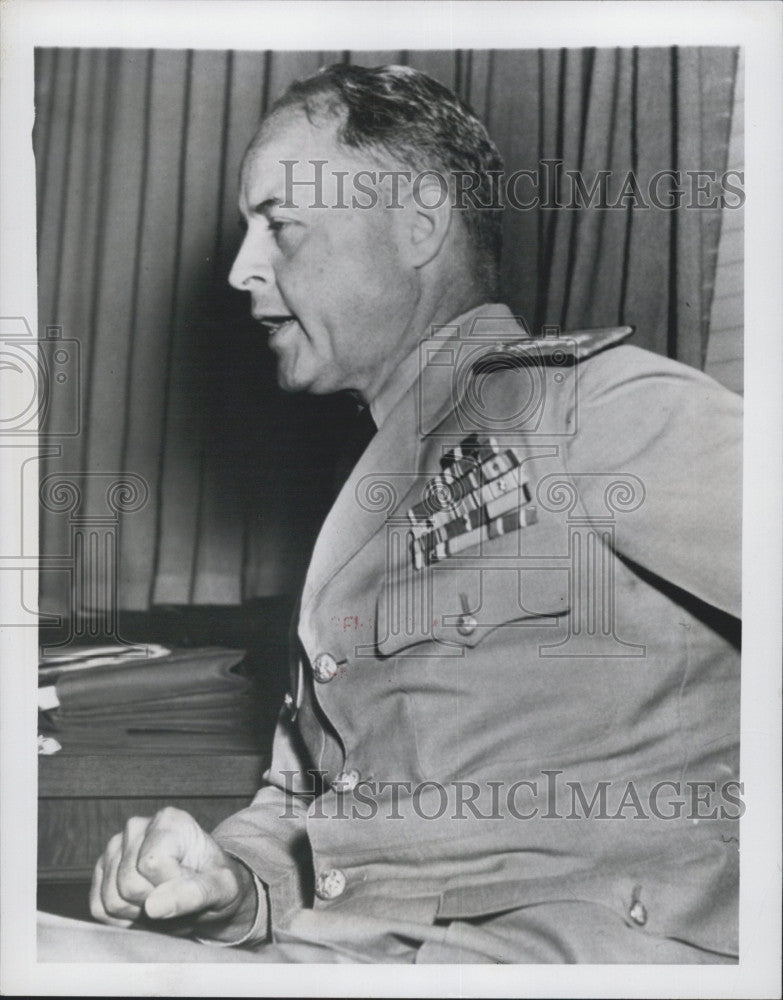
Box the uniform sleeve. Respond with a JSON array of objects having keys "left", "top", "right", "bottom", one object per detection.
[
  {"left": 210, "top": 711, "right": 315, "bottom": 940},
  {"left": 564, "top": 345, "right": 742, "bottom": 618},
  {"left": 195, "top": 871, "right": 269, "bottom": 948}
]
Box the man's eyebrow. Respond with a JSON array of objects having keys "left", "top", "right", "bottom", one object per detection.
[{"left": 249, "top": 197, "right": 283, "bottom": 217}]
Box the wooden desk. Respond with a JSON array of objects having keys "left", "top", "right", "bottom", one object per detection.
[{"left": 38, "top": 750, "right": 268, "bottom": 883}]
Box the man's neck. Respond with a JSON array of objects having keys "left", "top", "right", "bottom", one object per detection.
[
  {"left": 361, "top": 284, "right": 488, "bottom": 409},
  {"left": 367, "top": 297, "right": 502, "bottom": 430}
]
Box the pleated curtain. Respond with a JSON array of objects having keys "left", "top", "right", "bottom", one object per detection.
[{"left": 34, "top": 48, "right": 738, "bottom": 616}]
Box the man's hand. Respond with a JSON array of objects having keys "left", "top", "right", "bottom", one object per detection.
[{"left": 90, "top": 807, "right": 257, "bottom": 940}]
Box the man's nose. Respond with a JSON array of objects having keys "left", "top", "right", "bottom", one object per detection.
[{"left": 227, "top": 232, "right": 274, "bottom": 292}]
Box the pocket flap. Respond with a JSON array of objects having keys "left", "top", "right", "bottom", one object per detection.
[
  {"left": 375, "top": 556, "right": 570, "bottom": 657},
  {"left": 436, "top": 842, "right": 738, "bottom": 957}
]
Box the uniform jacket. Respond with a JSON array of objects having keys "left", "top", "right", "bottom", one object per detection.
[{"left": 213, "top": 304, "right": 742, "bottom": 961}]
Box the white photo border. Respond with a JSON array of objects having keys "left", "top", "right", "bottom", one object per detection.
[{"left": 1, "top": 2, "right": 780, "bottom": 996}]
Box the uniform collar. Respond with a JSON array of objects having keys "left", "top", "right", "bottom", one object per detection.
[
  {"left": 368, "top": 346, "right": 421, "bottom": 431},
  {"left": 368, "top": 302, "right": 526, "bottom": 432},
  {"left": 416, "top": 302, "right": 529, "bottom": 438}
]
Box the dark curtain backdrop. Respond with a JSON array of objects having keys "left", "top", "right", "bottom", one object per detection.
[{"left": 34, "top": 47, "right": 738, "bottom": 616}]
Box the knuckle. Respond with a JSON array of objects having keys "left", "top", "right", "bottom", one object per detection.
[
  {"left": 116, "top": 866, "right": 148, "bottom": 904},
  {"left": 156, "top": 805, "right": 187, "bottom": 825},
  {"left": 100, "top": 875, "right": 115, "bottom": 909},
  {"left": 123, "top": 815, "right": 151, "bottom": 841},
  {"left": 114, "top": 901, "right": 140, "bottom": 921},
  {"left": 106, "top": 832, "right": 123, "bottom": 854},
  {"left": 100, "top": 878, "right": 138, "bottom": 920},
  {"left": 136, "top": 852, "right": 159, "bottom": 881},
  {"left": 137, "top": 844, "right": 172, "bottom": 882},
  {"left": 101, "top": 856, "right": 121, "bottom": 900}
]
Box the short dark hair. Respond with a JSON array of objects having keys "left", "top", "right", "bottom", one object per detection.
[{"left": 269, "top": 63, "right": 504, "bottom": 296}]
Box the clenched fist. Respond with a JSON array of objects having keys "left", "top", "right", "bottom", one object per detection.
[{"left": 90, "top": 807, "right": 258, "bottom": 941}]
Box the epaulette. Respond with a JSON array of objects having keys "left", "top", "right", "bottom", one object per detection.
[{"left": 471, "top": 325, "right": 634, "bottom": 372}]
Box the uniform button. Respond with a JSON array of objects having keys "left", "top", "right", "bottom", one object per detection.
[
  {"left": 629, "top": 900, "right": 648, "bottom": 926},
  {"left": 456, "top": 614, "right": 477, "bottom": 636},
  {"left": 315, "top": 868, "right": 346, "bottom": 900},
  {"left": 283, "top": 692, "right": 294, "bottom": 713},
  {"left": 312, "top": 652, "right": 339, "bottom": 683},
  {"left": 332, "top": 768, "right": 361, "bottom": 793}
]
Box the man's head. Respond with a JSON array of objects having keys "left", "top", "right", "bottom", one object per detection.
[
  {"left": 229, "top": 64, "right": 504, "bottom": 402},
  {"left": 270, "top": 64, "right": 504, "bottom": 291}
]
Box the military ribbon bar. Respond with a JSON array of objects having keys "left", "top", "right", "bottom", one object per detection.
[{"left": 407, "top": 435, "right": 538, "bottom": 569}]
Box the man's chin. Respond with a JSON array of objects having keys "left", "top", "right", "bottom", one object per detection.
[
  {"left": 272, "top": 346, "right": 336, "bottom": 395},
  {"left": 275, "top": 360, "right": 316, "bottom": 395},
  {"left": 275, "top": 365, "right": 337, "bottom": 396},
  {"left": 271, "top": 342, "right": 306, "bottom": 393}
]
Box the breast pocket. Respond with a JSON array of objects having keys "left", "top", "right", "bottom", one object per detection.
[
  {"left": 375, "top": 546, "right": 570, "bottom": 658},
  {"left": 372, "top": 531, "right": 625, "bottom": 776}
]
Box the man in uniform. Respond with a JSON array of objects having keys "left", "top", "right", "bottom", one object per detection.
[{"left": 83, "top": 64, "right": 742, "bottom": 963}]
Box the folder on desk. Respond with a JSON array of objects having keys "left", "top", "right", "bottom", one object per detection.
[
  {"left": 39, "top": 647, "right": 265, "bottom": 752},
  {"left": 38, "top": 643, "right": 171, "bottom": 683}
]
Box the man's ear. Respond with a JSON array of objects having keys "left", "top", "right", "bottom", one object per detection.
[{"left": 399, "top": 175, "right": 453, "bottom": 268}]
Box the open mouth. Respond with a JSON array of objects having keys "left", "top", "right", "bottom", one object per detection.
[{"left": 257, "top": 315, "right": 297, "bottom": 336}]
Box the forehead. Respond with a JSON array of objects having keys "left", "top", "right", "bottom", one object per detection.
[{"left": 240, "top": 109, "right": 371, "bottom": 205}]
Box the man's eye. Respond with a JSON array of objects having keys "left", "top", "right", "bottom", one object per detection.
[{"left": 267, "top": 219, "right": 288, "bottom": 235}]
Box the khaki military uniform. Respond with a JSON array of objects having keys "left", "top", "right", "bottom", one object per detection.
[{"left": 213, "top": 304, "right": 742, "bottom": 963}]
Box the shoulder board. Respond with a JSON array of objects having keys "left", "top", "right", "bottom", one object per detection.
[{"left": 471, "top": 325, "right": 634, "bottom": 371}]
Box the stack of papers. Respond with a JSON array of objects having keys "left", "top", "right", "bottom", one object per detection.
[
  {"left": 39, "top": 643, "right": 171, "bottom": 684},
  {"left": 38, "top": 646, "right": 265, "bottom": 753}
]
